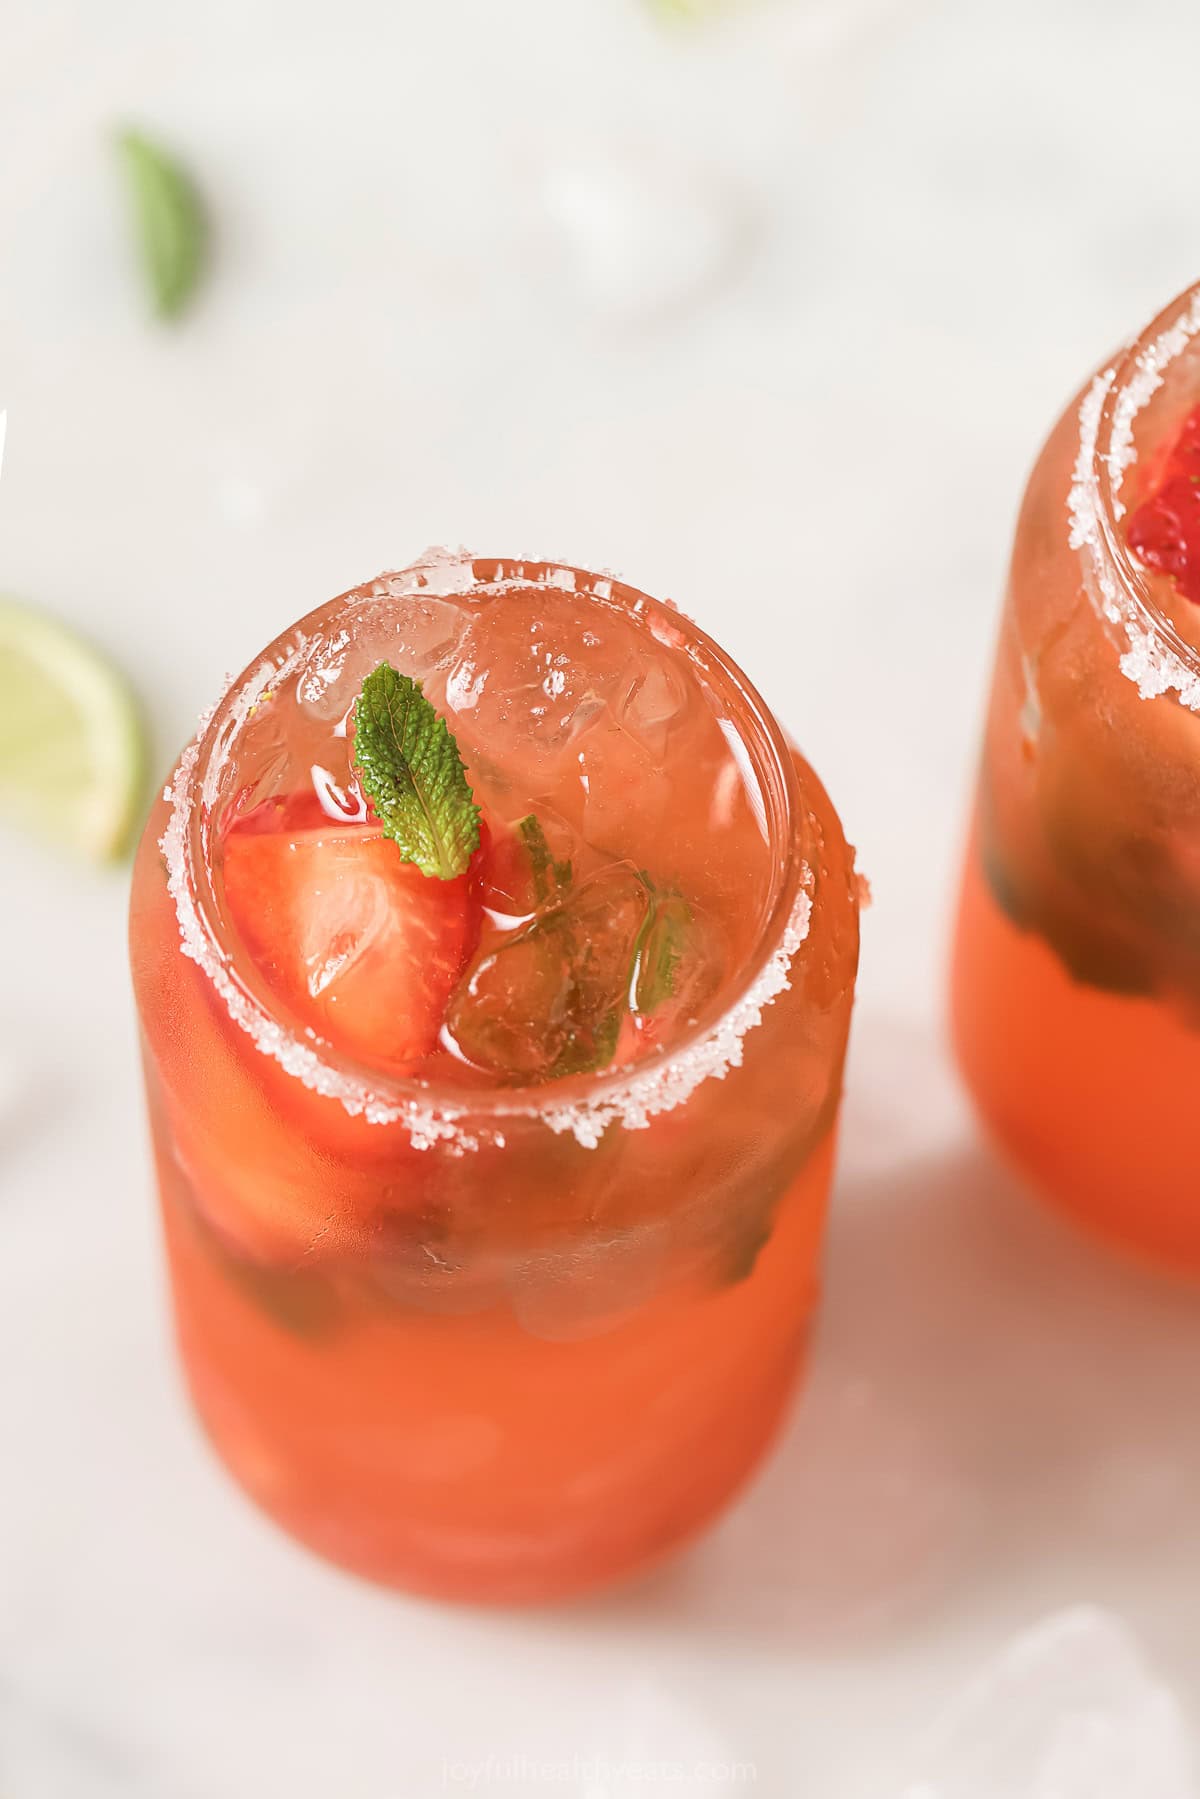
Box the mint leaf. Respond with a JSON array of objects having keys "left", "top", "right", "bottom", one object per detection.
[
  {"left": 635, "top": 892, "right": 691, "bottom": 1013},
  {"left": 352, "top": 663, "right": 480, "bottom": 880},
  {"left": 518, "top": 813, "right": 572, "bottom": 904},
  {"left": 550, "top": 880, "right": 691, "bottom": 1075},
  {"left": 116, "top": 128, "right": 207, "bottom": 321},
  {"left": 549, "top": 880, "right": 689, "bottom": 1075},
  {"left": 445, "top": 863, "right": 648, "bottom": 1082},
  {"left": 551, "top": 999, "right": 622, "bottom": 1079}
]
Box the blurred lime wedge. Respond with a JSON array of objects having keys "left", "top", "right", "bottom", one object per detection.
[
  {"left": 0, "top": 598, "right": 146, "bottom": 862},
  {"left": 645, "top": 0, "right": 743, "bottom": 21}
]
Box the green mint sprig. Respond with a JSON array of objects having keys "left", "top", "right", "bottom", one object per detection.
[
  {"left": 352, "top": 663, "right": 480, "bottom": 880},
  {"left": 517, "top": 813, "right": 573, "bottom": 904},
  {"left": 634, "top": 888, "right": 692, "bottom": 1015},
  {"left": 543, "top": 864, "right": 691, "bottom": 1079},
  {"left": 557, "top": 883, "right": 690, "bottom": 1077},
  {"left": 116, "top": 128, "right": 207, "bottom": 321}
]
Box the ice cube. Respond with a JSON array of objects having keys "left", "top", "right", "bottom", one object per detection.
[
  {"left": 898, "top": 1607, "right": 1198, "bottom": 1799},
  {"left": 387, "top": 596, "right": 469, "bottom": 680},
  {"left": 438, "top": 602, "right": 644, "bottom": 824},
  {"left": 617, "top": 658, "right": 689, "bottom": 761},
  {"left": 585, "top": 1676, "right": 754, "bottom": 1796},
  {"left": 538, "top": 145, "right": 747, "bottom": 328},
  {"left": 447, "top": 650, "right": 608, "bottom": 755},
  {"left": 445, "top": 862, "right": 652, "bottom": 1081},
  {"left": 441, "top": 598, "right": 617, "bottom": 777},
  {"left": 633, "top": 890, "right": 723, "bottom": 1031},
  {"left": 290, "top": 597, "right": 469, "bottom": 723}
]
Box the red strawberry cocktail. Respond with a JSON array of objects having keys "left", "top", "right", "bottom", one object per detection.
[
  {"left": 952, "top": 281, "right": 1200, "bottom": 1271},
  {"left": 130, "top": 553, "right": 860, "bottom": 1601}
]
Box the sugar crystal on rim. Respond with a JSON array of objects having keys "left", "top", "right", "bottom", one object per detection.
[{"left": 1069, "top": 290, "right": 1200, "bottom": 710}]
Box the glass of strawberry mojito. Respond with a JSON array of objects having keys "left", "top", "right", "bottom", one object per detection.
[
  {"left": 130, "top": 552, "right": 860, "bottom": 1602},
  {"left": 952, "top": 279, "right": 1200, "bottom": 1271}
]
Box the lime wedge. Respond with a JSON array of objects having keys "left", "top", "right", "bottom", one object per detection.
[{"left": 0, "top": 598, "right": 147, "bottom": 862}]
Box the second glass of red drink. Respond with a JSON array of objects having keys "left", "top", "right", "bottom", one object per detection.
[{"left": 952, "top": 279, "right": 1200, "bottom": 1272}]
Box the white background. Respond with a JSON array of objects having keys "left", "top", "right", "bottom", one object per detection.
[{"left": 3, "top": 0, "right": 1200, "bottom": 1793}]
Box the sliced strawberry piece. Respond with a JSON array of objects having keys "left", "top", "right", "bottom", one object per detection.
[
  {"left": 222, "top": 818, "right": 477, "bottom": 1072},
  {"left": 1128, "top": 402, "right": 1200, "bottom": 605}
]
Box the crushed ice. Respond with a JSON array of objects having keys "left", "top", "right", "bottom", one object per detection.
[
  {"left": 538, "top": 145, "right": 749, "bottom": 328},
  {"left": 896, "top": 1607, "right": 1197, "bottom": 1799}
]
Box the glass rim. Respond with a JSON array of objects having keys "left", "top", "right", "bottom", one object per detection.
[
  {"left": 161, "top": 551, "right": 819, "bottom": 1150},
  {"left": 1072, "top": 276, "right": 1200, "bottom": 709}
]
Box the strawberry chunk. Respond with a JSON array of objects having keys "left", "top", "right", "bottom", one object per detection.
[
  {"left": 222, "top": 817, "right": 477, "bottom": 1072},
  {"left": 1128, "top": 403, "right": 1200, "bottom": 605}
]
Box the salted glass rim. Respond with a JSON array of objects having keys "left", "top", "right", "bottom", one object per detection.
[
  {"left": 1071, "top": 277, "right": 1200, "bottom": 709},
  {"left": 160, "top": 551, "right": 816, "bottom": 1151}
]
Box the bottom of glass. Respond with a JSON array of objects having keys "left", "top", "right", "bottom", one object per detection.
[
  {"left": 155, "top": 1130, "right": 837, "bottom": 1604},
  {"left": 178, "top": 1344, "right": 807, "bottom": 1605},
  {"left": 952, "top": 826, "right": 1200, "bottom": 1277}
]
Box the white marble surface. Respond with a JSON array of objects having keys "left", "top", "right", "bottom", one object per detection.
[{"left": 4, "top": 0, "right": 1200, "bottom": 1793}]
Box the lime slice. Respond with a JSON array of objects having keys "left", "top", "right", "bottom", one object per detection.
[{"left": 0, "top": 597, "right": 146, "bottom": 861}]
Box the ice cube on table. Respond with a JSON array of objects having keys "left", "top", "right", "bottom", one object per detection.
[
  {"left": 538, "top": 146, "right": 748, "bottom": 328},
  {"left": 898, "top": 1607, "right": 1197, "bottom": 1799},
  {"left": 588, "top": 1676, "right": 754, "bottom": 1796}
]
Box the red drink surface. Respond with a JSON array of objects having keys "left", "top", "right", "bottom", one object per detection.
[
  {"left": 209, "top": 567, "right": 775, "bottom": 1091},
  {"left": 130, "top": 555, "right": 859, "bottom": 1599}
]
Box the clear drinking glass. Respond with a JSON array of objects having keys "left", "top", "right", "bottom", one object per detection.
[
  {"left": 130, "top": 552, "right": 860, "bottom": 1600},
  {"left": 952, "top": 281, "right": 1200, "bottom": 1271}
]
